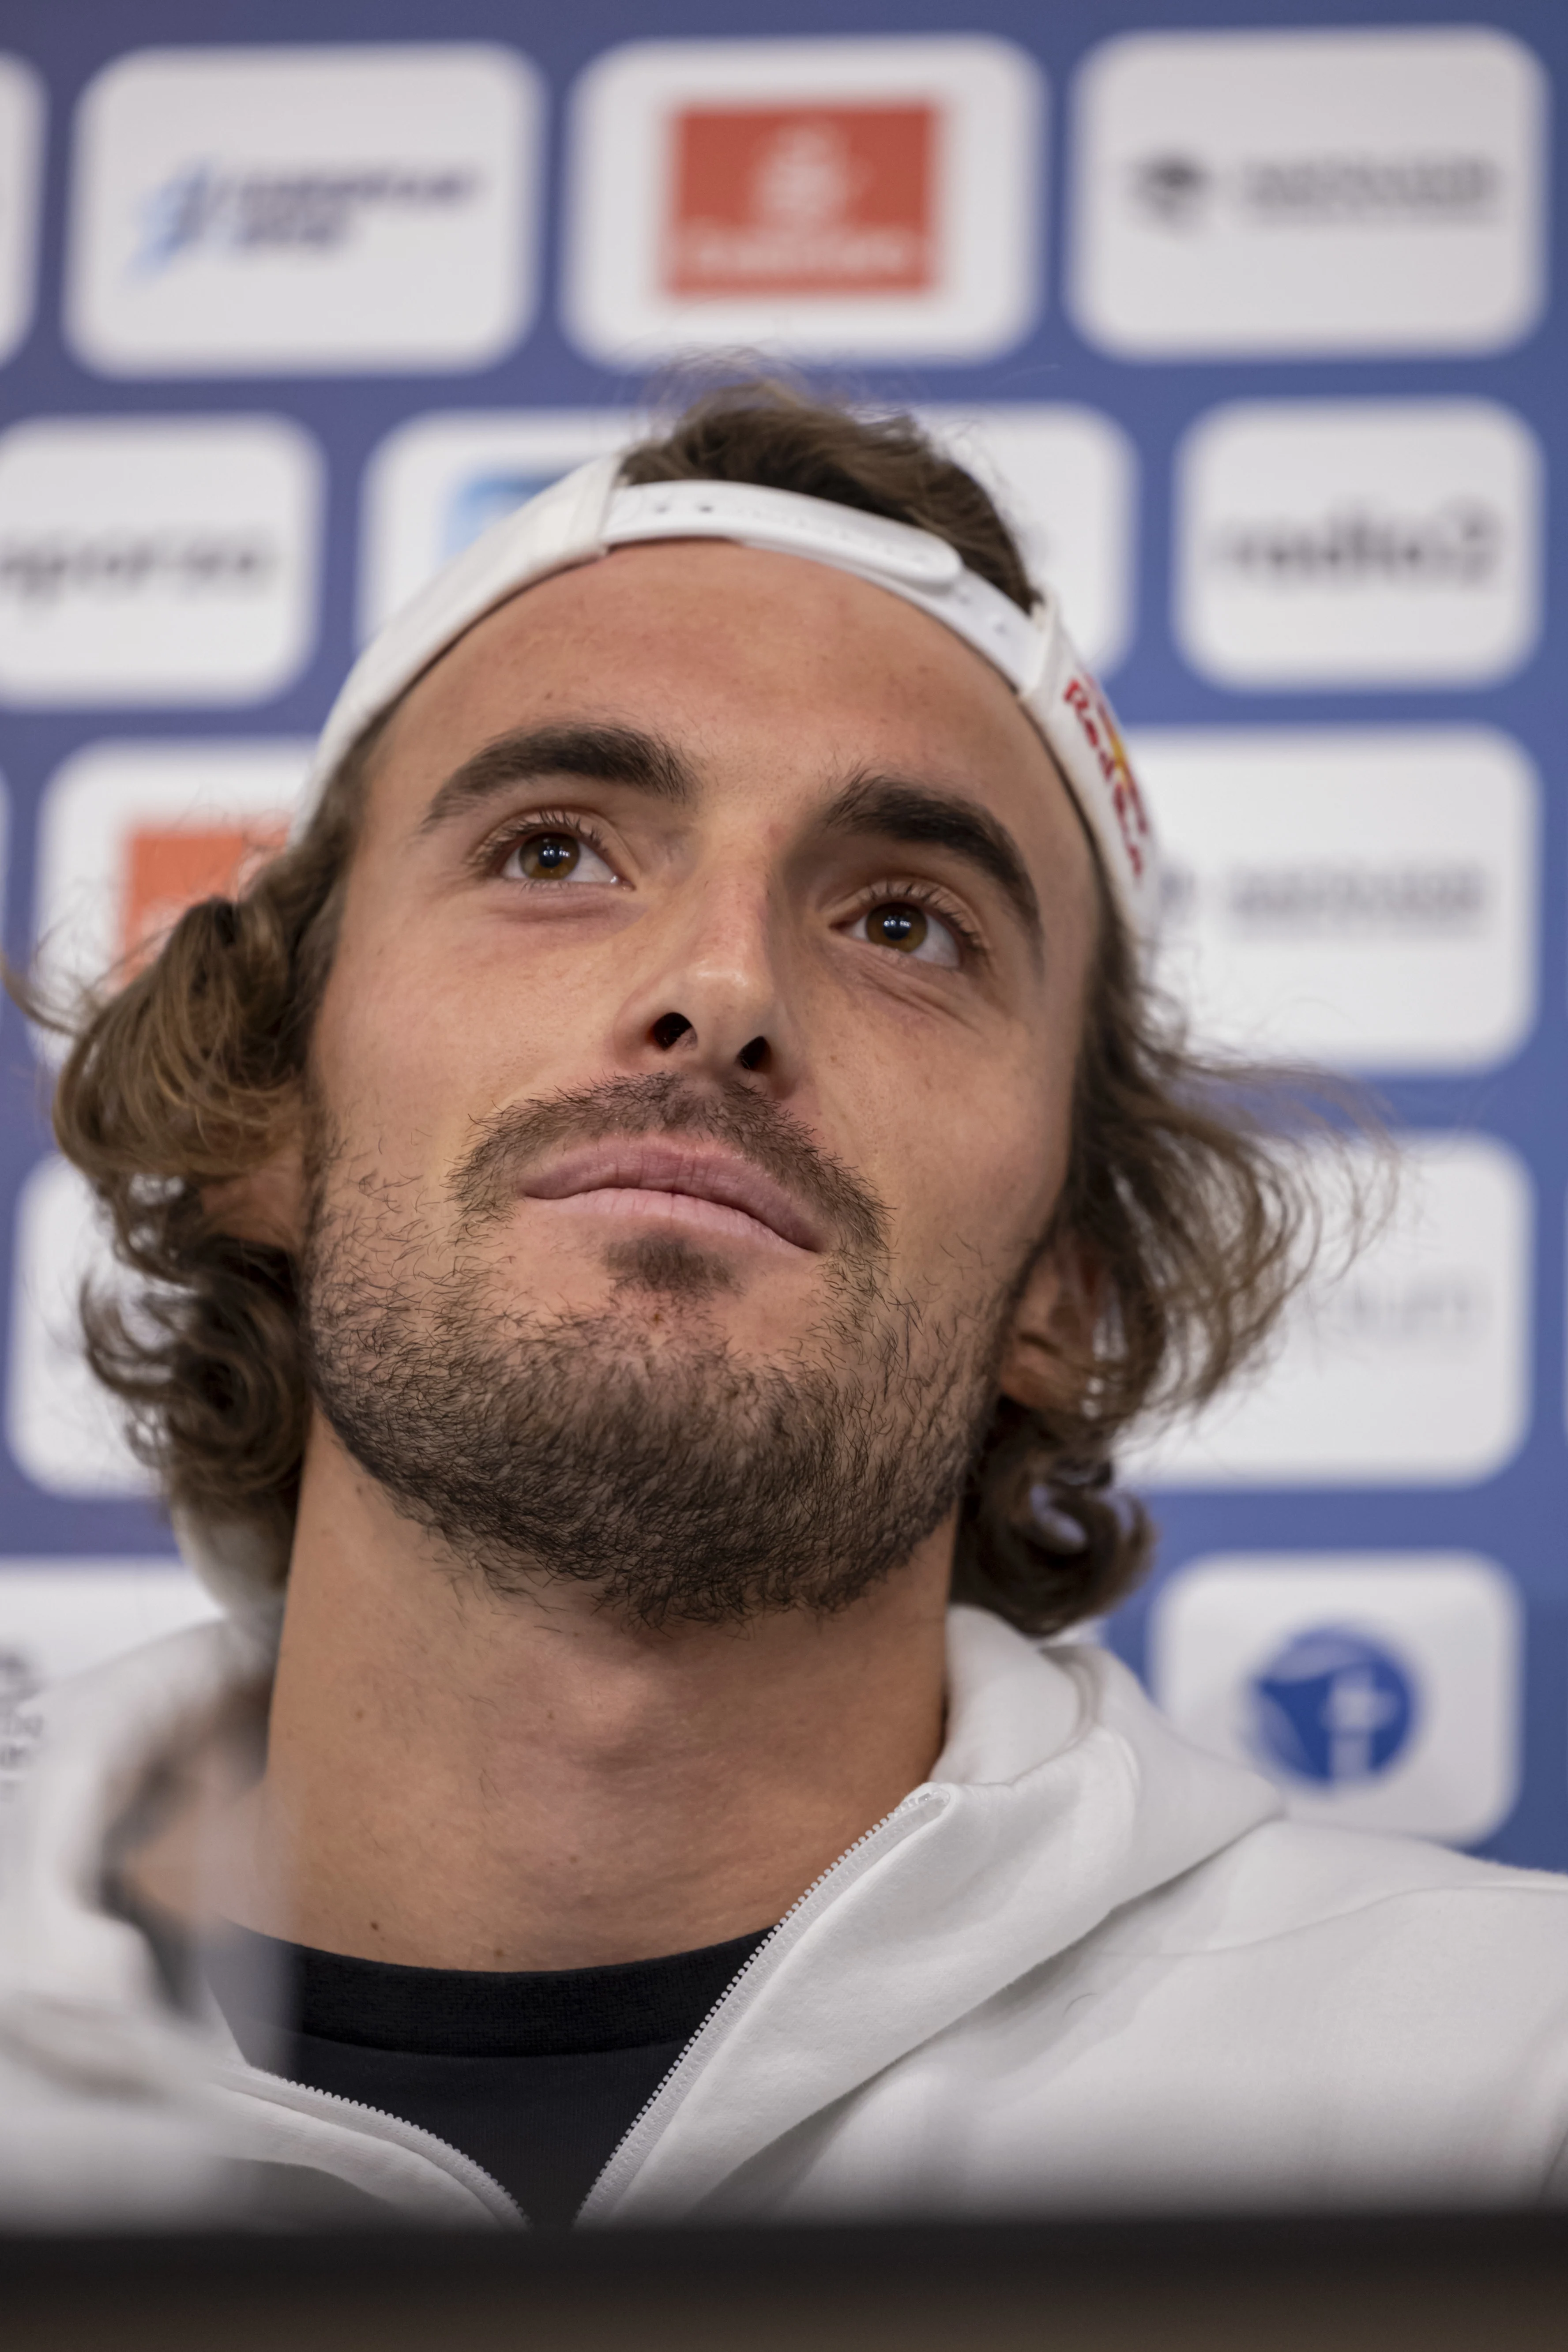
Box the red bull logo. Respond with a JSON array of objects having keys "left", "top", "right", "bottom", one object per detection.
[{"left": 1062, "top": 673, "right": 1151, "bottom": 881}]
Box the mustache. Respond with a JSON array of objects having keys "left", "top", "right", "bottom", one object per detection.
[{"left": 451, "top": 1073, "right": 891, "bottom": 1261}]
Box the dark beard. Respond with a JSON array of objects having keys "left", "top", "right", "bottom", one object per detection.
[{"left": 301, "top": 1075, "right": 1014, "bottom": 1629}]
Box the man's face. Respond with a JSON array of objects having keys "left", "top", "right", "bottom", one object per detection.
[{"left": 300, "top": 537, "right": 1098, "bottom": 1623}]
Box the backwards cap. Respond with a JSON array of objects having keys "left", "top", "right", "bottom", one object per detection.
[{"left": 307, "top": 453, "right": 1157, "bottom": 942}]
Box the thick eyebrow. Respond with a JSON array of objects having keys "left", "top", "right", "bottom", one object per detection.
[
  {"left": 821, "top": 774, "right": 1042, "bottom": 949},
  {"left": 417, "top": 722, "right": 696, "bottom": 836}
]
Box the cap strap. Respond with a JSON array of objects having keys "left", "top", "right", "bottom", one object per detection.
[{"left": 306, "top": 459, "right": 1157, "bottom": 940}]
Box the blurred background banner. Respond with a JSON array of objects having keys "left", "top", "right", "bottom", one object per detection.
[{"left": 0, "top": 0, "right": 1561, "bottom": 1864}]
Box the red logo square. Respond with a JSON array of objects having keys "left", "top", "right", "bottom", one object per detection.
[
  {"left": 121, "top": 820, "right": 288, "bottom": 968},
  {"left": 665, "top": 103, "right": 937, "bottom": 298}
]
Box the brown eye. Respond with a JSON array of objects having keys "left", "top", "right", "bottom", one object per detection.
[
  {"left": 867, "top": 902, "right": 928, "bottom": 952},
  {"left": 848, "top": 897, "right": 961, "bottom": 969},
  {"left": 516, "top": 832, "right": 580, "bottom": 880},
  {"left": 498, "top": 830, "right": 617, "bottom": 886}
]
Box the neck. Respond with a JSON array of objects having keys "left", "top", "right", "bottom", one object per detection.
[{"left": 233, "top": 1420, "right": 951, "bottom": 1970}]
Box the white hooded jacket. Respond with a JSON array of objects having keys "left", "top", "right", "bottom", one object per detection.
[{"left": 3, "top": 1603, "right": 1568, "bottom": 2230}]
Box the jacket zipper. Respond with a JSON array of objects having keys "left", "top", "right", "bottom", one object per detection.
[
  {"left": 576, "top": 1783, "right": 948, "bottom": 2223},
  {"left": 209, "top": 2058, "right": 525, "bottom": 2225}
]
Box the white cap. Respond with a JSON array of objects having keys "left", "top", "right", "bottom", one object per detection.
[{"left": 307, "top": 454, "right": 1158, "bottom": 941}]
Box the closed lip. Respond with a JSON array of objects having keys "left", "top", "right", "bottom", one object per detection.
[{"left": 519, "top": 1138, "right": 825, "bottom": 1254}]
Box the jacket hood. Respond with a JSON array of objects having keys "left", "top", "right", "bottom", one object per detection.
[{"left": 0, "top": 1607, "right": 1283, "bottom": 2219}]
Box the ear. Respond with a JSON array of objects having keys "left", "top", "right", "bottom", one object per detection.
[
  {"left": 997, "top": 1236, "right": 1100, "bottom": 1417},
  {"left": 201, "top": 1137, "right": 307, "bottom": 1255}
]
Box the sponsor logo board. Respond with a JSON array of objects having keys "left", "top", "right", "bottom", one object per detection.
[
  {"left": 0, "top": 416, "right": 320, "bottom": 706},
  {"left": 1176, "top": 400, "right": 1541, "bottom": 690},
  {"left": 565, "top": 37, "right": 1041, "bottom": 363},
  {"left": 359, "top": 409, "right": 635, "bottom": 643},
  {"left": 918, "top": 406, "right": 1135, "bottom": 675},
  {"left": 1071, "top": 27, "right": 1545, "bottom": 357},
  {"left": 67, "top": 44, "right": 541, "bottom": 375},
  {"left": 0, "top": 1565, "right": 220, "bottom": 1740},
  {"left": 0, "top": 56, "right": 45, "bottom": 366},
  {"left": 1149, "top": 1553, "right": 1522, "bottom": 1842},
  {"left": 1141, "top": 728, "right": 1538, "bottom": 1073},
  {"left": 1127, "top": 1135, "right": 1530, "bottom": 1489},
  {"left": 34, "top": 739, "right": 310, "bottom": 1054},
  {"left": 7, "top": 1156, "right": 150, "bottom": 1498}
]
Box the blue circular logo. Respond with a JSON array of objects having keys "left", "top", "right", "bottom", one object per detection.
[{"left": 1250, "top": 1628, "right": 1416, "bottom": 1785}]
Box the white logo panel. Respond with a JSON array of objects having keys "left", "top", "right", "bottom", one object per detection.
[
  {"left": 0, "top": 766, "right": 11, "bottom": 987},
  {"left": 8, "top": 1157, "right": 151, "bottom": 1499},
  {"left": 919, "top": 406, "right": 1135, "bottom": 675},
  {"left": 1177, "top": 401, "right": 1541, "bottom": 690},
  {"left": 1143, "top": 728, "right": 1538, "bottom": 1074},
  {"left": 1071, "top": 27, "right": 1545, "bottom": 357},
  {"left": 0, "top": 1563, "right": 220, "bottom": 1711},
  {"left": 1149, "top": 1554, "right": 1522, "bottom": 1844},
  {"left": 33, "top": 739, "right": 311, "bottom": 1047},
  {"left": 359, "top": 409, "right": 636, "bottom": 643},
  {"left": 0, "top": 416, "right": 321, "bottom": 706},
  {"left": 67, "top": 44, "right": 541, "bottom": 376},
  {"left": 0, "top": 57, "right": 45, "bottom": 366},
  {"left": 1129, "top": 1136, "right": 1530, "bottom": 1490},
  {"left": 564, "top": 37, "right": 1042, "bottom": 364}
]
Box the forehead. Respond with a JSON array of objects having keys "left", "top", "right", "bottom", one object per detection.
[{"left": 373, "top": 538, "right": 1092, "bottom": 878}]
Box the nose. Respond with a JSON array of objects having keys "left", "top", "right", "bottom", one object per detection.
[{"left": 613, "top": 871, "right": 799, "bottom": 1090}]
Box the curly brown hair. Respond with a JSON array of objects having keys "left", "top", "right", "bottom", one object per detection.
[{"left": 38, "top": 380, "right": 1321, "bottom": 1632}]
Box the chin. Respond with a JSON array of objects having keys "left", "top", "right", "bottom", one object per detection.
[{"left": 604, "top": 1232, "right": 740, "bottom": 1304}]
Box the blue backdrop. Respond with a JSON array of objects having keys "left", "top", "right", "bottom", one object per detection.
[{"left": 1, "top": 0, "right": 1563, "bottom": 1864}]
